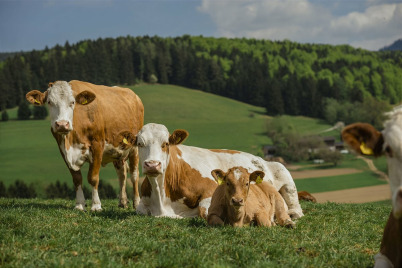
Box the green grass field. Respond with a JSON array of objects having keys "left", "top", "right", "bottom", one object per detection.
[
  {"left": 0, "top": 198, "right": 391, "bottom": 267},
  {"left": 1, "top": 84, "right": 351, "bottom": 195}
]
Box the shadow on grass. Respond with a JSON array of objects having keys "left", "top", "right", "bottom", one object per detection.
[
  {"left": 92, "top": 208, "right": 137, "bottom": 220},
  {"left": 187, "top": 217, "right": 208, "bottom": 227},
  {"left": 248, "top": 109, "right": 266, "bottom": 116}
]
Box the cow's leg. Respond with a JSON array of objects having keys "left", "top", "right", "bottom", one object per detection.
[
  {"left": 255, "top": 212, "right": 271, "bottom": 227},
  {"left": 128, "top": 147, "right": 140, "bottom": 209},
  {"left": 88, "top": 143, "right": 103, "bottom": 211},
  {"left": 273, "top": 192, "right": 295, "bottom": 228},
  {"left": 69, "top": 169, "right": 85, "bottom": 211},
  {"left": 113, "top": 160, "right": 128, "bottom": 208}
]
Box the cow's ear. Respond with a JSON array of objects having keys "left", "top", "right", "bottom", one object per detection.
[
  {"left": 250, "top": 171, "right": 265, "bottom": 184},
  {"left": 342, "top": 123, "right": 384, "bottom": 157},
  {"left": 26, "top": 90, "right": 48, "bottom": 106},
  {"left": 75, "top": 91, "right": 96, "bottom": 105},
  {"left": 211, "top": 169, "right": 226, "bottom": 185},
  {"left": 116, "top": 131, "right": 137, "bottom": 149},
  {"left": 169, "top": 129, "right": 189, "bottom": 145}
]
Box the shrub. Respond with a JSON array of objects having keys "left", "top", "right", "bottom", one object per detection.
[
  {"left": 45, "top": 181, "right": 74, "bottom": 199},
  {"left": 17, "top": 102, "right": 31, "bottom": 120},
  {"left": 1, "top": 110, "right": 9, "bottom": 121},
  {"left": 33, "top": 106, "right": 48, "bottom": 120},
  {"left": 7, "top": 180, "right": 37, "bottom": 198},
  {"left": 0, "top": 181, "right": 7, "bottom": 197}
]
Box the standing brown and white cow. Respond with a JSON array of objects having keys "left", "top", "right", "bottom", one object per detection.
[
  {"left": 26, "top": 80, "right": 144, "bottom": 211},
  {"left": 120, "top": 123, "right": 304, "bottom": 219},
  {"left": 342, "top": 108, "right": 402, "bottom": 268}
]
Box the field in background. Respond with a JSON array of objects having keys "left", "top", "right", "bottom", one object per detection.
[{"left": 0, "top": 84, "right": 388, "bottom": 199}]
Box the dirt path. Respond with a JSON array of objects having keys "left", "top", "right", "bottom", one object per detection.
[
  {"left": 312, "top": 184, "right": 391, "bottom": 203},
  {"left": 290, "top": 168, "right": 362, "bottom": 179}
]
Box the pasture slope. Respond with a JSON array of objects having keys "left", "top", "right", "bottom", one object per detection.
[
  {"left": 1, "top": 83, "right": 345, "bottom": 193},
  {"left": 0, "top": 198, "right": 392, "bottom": 267}
]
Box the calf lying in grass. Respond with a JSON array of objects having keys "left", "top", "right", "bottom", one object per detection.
[{"left": 207, "top": 167, "right": 295, "bottom": 228}]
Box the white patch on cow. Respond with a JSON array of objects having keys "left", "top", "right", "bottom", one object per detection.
[
  {"left": 75, "top": 185, "right": 86, "bottom": 211},
  {"left": 47, "top": 81, "right": 75, "bottom": 132},
  {"left": 91, "top": 188, "right": 102, "bottom": 211},
  {"left": 233, "top": 168, "right": 242, "bottom": 181},
  {"left": 382, "top": 108, "right": 402, "bottom": 218},
  {"left": 60, "top": 140, "right": 89, "bottom": 171},
  {"left": 199, "top": 197, "right": 212, "bottom": 215},
  {"left": 374, "top": 253, "right": 394, "bottom": 268},
  {"left": 137, "top": 175, "right": 198, "bottom": 218}
]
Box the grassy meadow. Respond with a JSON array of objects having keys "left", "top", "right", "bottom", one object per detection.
[
  {"left": 0, "top": 198, "right": 392, "bottom": 267},
  {"left": 0, "top": 84, "right": 352, "bottom": 195}
]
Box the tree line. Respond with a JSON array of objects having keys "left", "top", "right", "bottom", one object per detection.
[{"left": 1, "top": 35, "right": 402, "bottom": 119}]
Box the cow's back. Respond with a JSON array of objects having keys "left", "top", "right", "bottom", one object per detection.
[{"left": 69, "top": 80, "right": 144, "bottom": 143}]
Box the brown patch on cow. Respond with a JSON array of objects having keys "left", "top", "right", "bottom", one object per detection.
[
  {"left": 163, "top": 146, "right": 217, "bottom": 209},
  {"left": 26, "top": 90, "right": 48, "bottom": 106},
  {"left": 209, "top": 149, "right": 241, "bottom": 154},
  {"left": 342, "top": 123, "right": 384, "bottom": 157},
  {"left": 169, "top": 129, "right": 188, "bottom": 145},
  {"left": 48, "top": 82, "right": 55, "bottom": 88},
  {"left": 298, "top": 191, "right": 317, "bottom": 203},
  {"left": 379, "top": 212, "right": 402, "bottom": 267}
]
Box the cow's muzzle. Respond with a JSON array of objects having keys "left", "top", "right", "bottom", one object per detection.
[
  {"left": 143, "top": 160, "right": 162, "bottom": 176},
  {"left": 54, "top": 120, "right": 71, "bottom": 134},
  {"left": 231, "top": 197, "right": 244, "bottom": 208}
]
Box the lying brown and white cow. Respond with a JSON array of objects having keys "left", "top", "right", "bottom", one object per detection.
[
  {"left": 342, "top": 110, "right": 402, "bottom": 268},
  {"left": 121, "top": 123, "right": 303, "bottom": 219},
  {"left": 26, "top": 80, "right": 144, "bottom": 211},
  {"left": 207, "top": 167, "right": 295, "bottom": 227}
]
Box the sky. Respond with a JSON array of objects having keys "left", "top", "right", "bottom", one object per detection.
[{"left": 0, "top": 0, "right": 401, "bottom": 52}]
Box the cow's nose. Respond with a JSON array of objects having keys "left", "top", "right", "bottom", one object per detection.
[
  {"left": 231, "top": 197, "right": 244, "bottom": 206},
  {"left": 144, "top": 161, "right": 161, "bottom": 169},
  {"left": 55, "top": 120, "right": 70, "bottom": 131}
]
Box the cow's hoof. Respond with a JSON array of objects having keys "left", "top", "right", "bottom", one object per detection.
[
  {"left": 75, "top": 204, "right": 85, "bottom": 211},
  {"left": 284, "top": 219, "right": 296, "bottom": 229},
  {"left": 133, "top": 198, "right": 140, "bottom": 209},
  {"left": 288, "top": 209, "right": 304, "bottom": 219},
  {"left": 91, "top": 205, "right": 102, "bottom": 212}
]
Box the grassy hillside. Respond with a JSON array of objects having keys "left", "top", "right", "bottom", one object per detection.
[
  {"left": 0, "top": 84, "right": 338, "bottom": 194},
  {"left": 0, "top": 199, "right": 391, "bottom": 267}
]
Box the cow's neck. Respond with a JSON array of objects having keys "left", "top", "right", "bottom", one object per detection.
[
  {"left": 226, "top": 201, "right": 245, "bottom": 225},
  {"left": 52, "top": 129, "right": 87, "bottom": 171}
]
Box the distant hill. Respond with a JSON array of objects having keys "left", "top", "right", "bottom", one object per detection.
[{"left": 380, "top": 38, "right": 402, "bottom": 51}]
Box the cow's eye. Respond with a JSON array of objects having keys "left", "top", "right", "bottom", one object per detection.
[
  {"left": 137, "top": 143, "right": 144, "bottom": 147},
  {"left": 70, "top": 101, "right": 75, "bottom": 107},
  {"left": 245, "top": 182, "right": 249, "bottom": 187},
  {"left": 226, "top": 182, "right": 229, "bottom": 186},
  {"left": 162, "top": 142, "right": 168, "bottom": 149},
  {"left": 47, "top": 101, "right": 51, "bottom": 105}
]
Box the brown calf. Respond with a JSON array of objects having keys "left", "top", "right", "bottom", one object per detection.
[
  {"left": 207, "top": 166, "right": 295, "bottom": 228},
  {"left": 298, "top": 191, "right": 317, "bottom": 203}
]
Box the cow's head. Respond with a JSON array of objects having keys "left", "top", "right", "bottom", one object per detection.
[
  {"left": 26, "top": 81, "right": 95, "bottom": 134},
  {"left": 211, "top": 167, "right": 265, "bottom": 209},
  {"left": 133, "top": 123, "right": 188, "bottom": 177},
  {"left": 342, "top": 113, "right": 402, "bottom": 219}
]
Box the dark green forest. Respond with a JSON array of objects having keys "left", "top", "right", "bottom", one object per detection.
[{"left": 1, "top": 35, "right": 402, "bottom": 119}]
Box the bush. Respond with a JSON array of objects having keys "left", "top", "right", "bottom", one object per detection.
[
  {"left": 98, "top": 180, "right": 117, "bottom": 199},
  {"left": 149, "top": 74, "right": 158, "bottom": 84},
  {"left": 33, "top": 106, "right": 48, "bottom": 120},
  {"left": 45, "top": 180, "right": 116, "bottom": 199},
  {"left": 17, "top": 101, "right": 31, "bottom": 120},
  {"left": 7, "top": 180, "right": 37, "bottom": 198},
  {"left": 0, "top": 181, "right": 7, "bottom": 197},
  {"left": 314, "top": 148, "right": 343, "bottom": 166},
  {"left": 45, "top": 181, "right": 74, "bottom": 199},
  {"left": 1, "top": 110, "right": 9, "bottom": 121}
]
